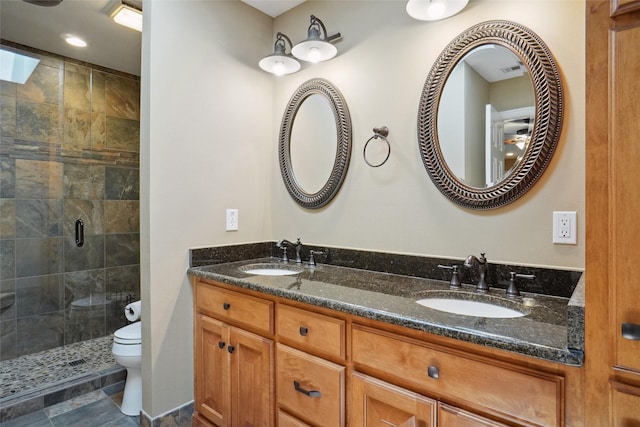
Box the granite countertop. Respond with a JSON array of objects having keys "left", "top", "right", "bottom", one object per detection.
[{"left": 188, "top": 257, "right": 584, "bottom": 366}]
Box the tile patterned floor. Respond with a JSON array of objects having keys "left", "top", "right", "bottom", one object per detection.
[
  {"left": 0, "top": 336, "right": 116, "bottom": 401},
  {"left": 0, "top": 386, "right": 138, "bottom": 427}
]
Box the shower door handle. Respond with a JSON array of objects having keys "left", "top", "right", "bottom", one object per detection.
[{"left": 75, "top": 219, "right": 84, "bottom": 247}]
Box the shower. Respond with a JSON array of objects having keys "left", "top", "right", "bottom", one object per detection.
[{"left": 0, "top": 42, "right": 141, "bottom": 404}]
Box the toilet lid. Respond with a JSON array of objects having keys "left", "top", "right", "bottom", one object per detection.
[{"left": 114, "top": 321, "right": 141, "bottom": 340}]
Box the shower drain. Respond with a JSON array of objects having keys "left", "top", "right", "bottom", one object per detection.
[{"left": 67, "top": 358, "right": 87, "bottom": 367}]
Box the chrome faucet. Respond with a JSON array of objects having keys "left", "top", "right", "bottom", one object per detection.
[
  {"left": 276, "top": 238, "right": 302, "bottom": 263},
  {"left": 464, "top": 252, "right": 489, "bottom": 293}
]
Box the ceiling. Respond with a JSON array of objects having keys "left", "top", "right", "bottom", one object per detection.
[
  {"left": 0, "top": 0, "right": 305, "bottom": 77},
  {"left": 242, "top": 0, "right": 306, "bottom": 17}
]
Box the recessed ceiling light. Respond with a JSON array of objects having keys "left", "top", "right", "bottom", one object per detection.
[
  {"left": 111, "top": 3, "right": 143, "bottom": 32},
  {"left": 64, "top": 35, "right": 87, "bottom": 47}
]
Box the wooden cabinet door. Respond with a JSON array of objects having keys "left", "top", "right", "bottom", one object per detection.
[
  {"left": 230, "top": 326, "right": 274, "bottom": 427},
  {"left": 438, "top": 403, "right": 509, "bottom": 427},
  {"left": 586, "top": 0, "right": 640, "bottom": 424},
  {"left": 609, "top": 12, "right": 640, "bottom": 375},
  {"left": 349, "top": 372, "right": 436, "bottom": 426},
  {"left": 610, "top": 381, "right": 640, "bottom": 426},
  {"left": 195, "top": 314, "right": 231, "bottom": 426}
]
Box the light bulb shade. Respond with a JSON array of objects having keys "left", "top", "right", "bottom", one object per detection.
[
  {"left": 292, "top": 16, "right": 339, "bottom": 63},
  {"left": 406, "top": 0, "right": 468, "bottom": 21},
  {"left": 259, "top": 33, "right": 301, "bottom": 75},
  {"left": 259, "top": 53, "right": 301, "bottom": 75},
  {"left": 292, "top": 40, "right": 337, "bottom": 63}
]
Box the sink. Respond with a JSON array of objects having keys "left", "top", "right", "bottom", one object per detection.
[
  {"left": 239, "top": 263, "right": 303, "bottom": 276},
  {"left": 416, "top": 297, "right": 526, "bottom": 318}
]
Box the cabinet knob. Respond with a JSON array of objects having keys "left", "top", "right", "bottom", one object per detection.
[
  {"left": 228, "top": 345, "right": 235, "bottom": 354},
  {"left": 293, "top": 381, "right": 321, "bottom": 398},
  {"left": 299, "top": 326, "right": 309, "bottom": 336},
  {"left": 223, "top": 303, "right": 231, "bottom": 310},
  {"left": 427, "top": 365, "right": 439, "bottom": 379},
  {"left": 622, "top": 323, "right": 640, "bottom": 340},
  {"left": 218, "top": 341, "right": 225, "bottom": 349}
]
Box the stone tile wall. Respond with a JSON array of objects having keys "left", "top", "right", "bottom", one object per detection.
[{"left": 0, "top": 44, "right": 140, "bottom": 361}]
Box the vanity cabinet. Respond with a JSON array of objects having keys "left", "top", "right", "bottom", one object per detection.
[
  {"left": 193, "top": 281, "right": 275, "bottom": 427},
  {"left": 193, "top": 277, "right": 574, "bottom": 426}
]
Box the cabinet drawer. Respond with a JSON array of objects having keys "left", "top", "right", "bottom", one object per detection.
[
  {"left": 277, "top": 304, "right": 346, "bottom": 359},
  {"left": 350, "top": 372, "right": 436, "bottom": 426},
  {"left": 276, "top": 344, "right": 345, "bottom": 427},
  {"left": 196, "top": 281, "right": 273, "bottom": 334},
  {"left": 352, "top": 325, "right": 563, "bottom": 426}
]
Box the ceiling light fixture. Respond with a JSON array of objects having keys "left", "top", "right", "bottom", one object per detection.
[
  {"left": 406, "top": 0, "right": 469, "bottom": 21},
  {"left": 259, "top": 32, "right": 301, "bottom": 76},
  {"left": 291, "top": 15, "right": 341, "bottom": 63},
  {"left": 111, "top": 0, "right": 143, "bottom": 32},
  {"left": 64, "top": 35, "right": 87, "bottom": 47}
]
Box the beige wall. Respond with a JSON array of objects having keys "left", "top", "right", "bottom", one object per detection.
[
  {"left": 141, "top": 0, "right": 585, "bottom": 418},
  {"left": 272, "top": 0, "right": 585, "bottom": 270},
  {"left": 141, "top": 0, "right": 274, "bottom": 418}
]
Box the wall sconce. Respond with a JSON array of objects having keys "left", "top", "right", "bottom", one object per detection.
[
  {"left": 111, "top": 0, "right": 143, "bottom": 32},
  {"left": 291, "top": 15, "right": 341, "bottom": 63},
  {"left": 259, "top": 32, "right": 301, "bottom": 76},
  {"left": 406, "top": 0, "right": 468, "bottom": 21}
]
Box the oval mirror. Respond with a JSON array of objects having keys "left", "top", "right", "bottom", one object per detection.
[
  {"left": 418, "top": 20, "right": 563, "bottom": 209},
  {"left": 279, "top": 78, "right": 352, "bottom": 209}
]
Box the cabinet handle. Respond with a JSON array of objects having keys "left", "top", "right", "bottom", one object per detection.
[
  {"left": 293, "top": 381, "right": 321, "bottom": 398},
  {"left": 622, "top": 323, "right": 640, "bottom": 340},
  {"left": 228, "top": 345, "right": 235, "bottom": 354},
  {"left": 299, "top": 326, "right": 309, "bottom": 336},
  {"left": 427, "top": 365, "right": 439, "bottom": 379},
  {"left": 218, "top": 341, "right": 225, "bottom": 349},
  {"left": 223, "top": 303, "right": 231, "bottom": 310}
]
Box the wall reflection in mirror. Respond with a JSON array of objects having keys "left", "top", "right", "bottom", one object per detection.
[
  {"left": 290, "top": 94, "right": 337, "bottom": 193},
  {"left": 438, "top": 44, "right": 535, "bottom": 188}
]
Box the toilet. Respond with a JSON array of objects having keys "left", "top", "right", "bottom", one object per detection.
[{"left": 112, "top": 321, "right": 142, "bottom": 416}]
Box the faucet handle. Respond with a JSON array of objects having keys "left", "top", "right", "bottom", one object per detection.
[
  {"left": 506, "top": 272, "right": 535, "bottom": 297},
  {"left": 280, "top": 246, "right": 289, "bottom": 262},
  {"left": 295, "top": 238, "right": 302, "bottom": 263},
  {"left": 438, "top": 264, "right": 461, "bottom": 289},
  {"left": 309, "top": 250, "right": 324, "bottom": 267}
]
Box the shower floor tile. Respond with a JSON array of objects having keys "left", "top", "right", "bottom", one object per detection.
[{"left": 0, "top": 335, "right": 116, "bottom": 401}]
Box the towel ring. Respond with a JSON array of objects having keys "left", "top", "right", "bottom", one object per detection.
[{"left": 364, "top": 126, "right": 391, "bottom": 168}]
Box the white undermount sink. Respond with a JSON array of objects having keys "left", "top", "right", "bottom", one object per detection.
[
  {"left": 240, "top": 263, "right": 303, "bottom": 276},
  {"left": 416, "top": 298, "right": 525, "bottom": 318}
]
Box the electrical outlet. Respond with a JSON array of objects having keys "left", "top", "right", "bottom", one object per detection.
[
  {"left": 552, "top": 211, "right": 577, "bottom": 244},
  {"left": 226, "top": 209, "right": 238, "bottom": 231}
]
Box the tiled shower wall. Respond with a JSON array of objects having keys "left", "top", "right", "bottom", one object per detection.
[{"left": 0, "top": 43, "right": 140, "bottom": 361}]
